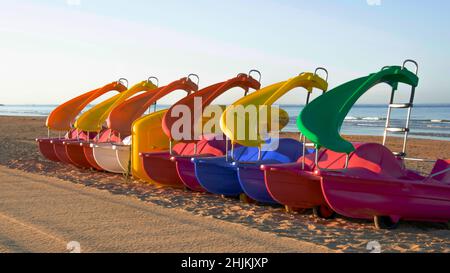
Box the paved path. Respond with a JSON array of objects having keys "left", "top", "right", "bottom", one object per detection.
[{"left": 0, "top": 166, "right": 331, "bottom": 253}]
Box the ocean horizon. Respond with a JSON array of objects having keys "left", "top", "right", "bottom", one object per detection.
[{"left": 1, "top": 103, "right": 449, "bottom": 141}]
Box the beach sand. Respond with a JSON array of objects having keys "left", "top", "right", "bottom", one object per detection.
[{"left": 0, "top": 116, "right": 449, "bottom": 253}]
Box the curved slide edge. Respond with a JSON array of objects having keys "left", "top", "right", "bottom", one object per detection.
[{"left": 298, "top": 66, "right": 419, "bottom": 154}]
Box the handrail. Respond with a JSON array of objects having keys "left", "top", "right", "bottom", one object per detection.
[
  {"left": 403, "top": 59, "right": 419, "bottom": 75},
  {"left": 314, "top": 67, "right": 329, "bottom": 82},
  {"left": 249, "top": 69, "right": 262, "bottom": 83},
  {"left": 187, "top": 74, "right": 200, "bottom": 88},
  {"left": 118, "top": 78, "right": 129, "bottom": 88},
  {"left": 147, "top": 76, "right": 159, "bottom": 87}
]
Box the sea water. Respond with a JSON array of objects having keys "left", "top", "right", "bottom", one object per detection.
[{"left": 0, "top": 104, "right": 449, "bottom": 141}]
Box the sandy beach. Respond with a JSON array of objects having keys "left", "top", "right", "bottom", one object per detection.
[{"left": 0, "top": 116, "right": 449, "bottom": 253}]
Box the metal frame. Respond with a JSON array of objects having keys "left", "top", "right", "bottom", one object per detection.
[
  {"left": 147, "top": 76, "right": 159, "bottom": 113},
  {"left": 169, "top": 140, "right": 174, "bottom": 156},
  {"left": 226, "top": 70, "right": 263, "bottom": 161},
  {"left": 302, "top": 67, "right": 329, "bottom": 170}
]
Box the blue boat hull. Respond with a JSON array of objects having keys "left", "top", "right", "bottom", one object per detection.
[
  {"left": 237, "top": 163, "right": 279, "bottom": 204},
  {"left": 194, "top": 157, "right": 242, "bottom": 196}
]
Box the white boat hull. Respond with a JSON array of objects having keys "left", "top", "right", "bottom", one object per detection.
[
  {"left": 114, "top": 144, "right": 131, "bottom": 173},
  {"left": 92, "top": 143, "right": 125, "bottom": 174}
]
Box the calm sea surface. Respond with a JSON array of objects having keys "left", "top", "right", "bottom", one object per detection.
[{"left": 1, "top": 104, "right": 449, "bottom": 141}]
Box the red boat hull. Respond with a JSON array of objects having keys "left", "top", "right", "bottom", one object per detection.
[
  {"left": 82, "top": 143, "right": 104, "bottom": 171},
  {"left": 53, "top": 140, "right": 77, "bottom": 165},
  {"left": 264, "top": 166, "right": 327, "bottom": 209},
  {"left": 141, "top": 152, "right": 184, "bottom": 188},
  {"left": 65, "top": 141, "right": 95, "bottom": 169},
  {"left": 263, "top": 148, "right": 350, "bottom": 210},
  {"left": 141, "top": 138, "right": 227, "bottom": 188},
  {"left": 36, "top": 138, "right": 61, "bottom": 162}
]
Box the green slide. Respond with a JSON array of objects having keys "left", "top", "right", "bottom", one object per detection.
[{"left": 297, "top": 65, "right": 419, "bottom": 154}]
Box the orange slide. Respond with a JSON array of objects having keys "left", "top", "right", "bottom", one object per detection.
[{"left": 36, "top": 80, "right": 128, "bottom": 162}]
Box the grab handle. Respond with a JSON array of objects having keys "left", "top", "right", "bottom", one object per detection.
[
  {"left": 118, "top": 78, "right": 129, "bottom": 88},
  {"left": 314, "top": 67, "right": 329, "bottom": 82},
  {"left": 249, "top": 69, "right": 262, "bottom": 83},
  {"left": 402, "top": 59, "right": 419, "bottom": 75},
  {"left": 187, "top": 74, "right": 200, "bottom": 88},
  {"left": 147, "top": 76, "right": 159, "bottom": 87}
]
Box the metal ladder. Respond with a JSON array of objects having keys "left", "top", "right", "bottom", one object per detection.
[
  {"left": 302, "top": 67, "right": 329, "bottom": 169},
  {"left": 382, "top": 60, "right": 419, "bottom": 158}
]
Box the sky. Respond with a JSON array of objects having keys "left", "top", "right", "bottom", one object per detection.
[{"left": 0, "top": 0, "right": 449, "bottom": 105}]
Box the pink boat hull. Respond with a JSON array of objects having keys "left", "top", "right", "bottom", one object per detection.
[
  {"left": 321, "top": 172, "right": 450, "bottom": 222},
  {"left": 173, "top": 155, "right": 211, "bottom": 192},
  {"left": 319, "top": 144, "right": 450, "bottom": 223}
]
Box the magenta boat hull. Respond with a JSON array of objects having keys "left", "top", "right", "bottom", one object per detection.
[
  {"left": 173, "top": 156, "right": 209, "bottom": 192},
  {"left": 321, "top": 172, "right": 450, "bottom": 222}
]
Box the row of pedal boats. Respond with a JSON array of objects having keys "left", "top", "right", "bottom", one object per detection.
[{"left": 37, "top": 61, "right": 450, "bottom": 229}]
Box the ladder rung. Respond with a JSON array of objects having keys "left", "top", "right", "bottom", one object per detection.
[
  {"left": 389, "top": 103, "right": 412, "bottom": 109},
  {"left": 304, "top": 143, "right": 316, "bottom": 148},
  {"left": 385, "top": 127, "right": 409, "bottom": 133}
]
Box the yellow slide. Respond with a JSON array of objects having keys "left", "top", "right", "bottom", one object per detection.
[
  {"left": 131, "top": 110, "right": 169, "bottom": 180},
  {"left": 75, "top": 79, "right": 158, "bottom": 133},
  {"left": 220, "top": 71, "right": 329, "bottom": 147}
]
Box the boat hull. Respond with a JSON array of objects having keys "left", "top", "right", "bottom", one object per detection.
[
  {"left": 194, "top": 157, "right": 242, "bottom": 196},
  {"left": 173, "top": 156, "right": 209, "bottom": 192},
  {"left": 114, "top": 145, "right": 131, "bottom": 173},
  {"left": 141, "top": 152, "right": 184, "bottom": 187},
  {"left": 264, "top": 165, "right": 328, "bottom": 209},
  {"left": 92, "top": 143, "right": 125, "bottom": 173},
  {"left": 65, "top": 141, "right": 94, "bottom": 169},
  {"left": 52, "top": 139, "right": 77, "bottom": 165},
  {"left": 80, "top": 143, "right": 104, "bottom": 171},
  {"left": 36, "top": 138, "right": 61, "bottom": 162},
  {"left": 321, "top": 172, "right": 450, "bottom": 222},
  {"left": 237, "top": 163, "right": 278, "bottom": 204}
]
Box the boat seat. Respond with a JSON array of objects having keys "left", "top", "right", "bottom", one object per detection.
[
  {"left": 296, "top": 143, "right": 366, "bottom": 171},
  {"left": 97, "top": 129, "right": 122, "bottom": 143},
  {"left": 172, "top": 135, "right": 228, "bottom": 157},
  {"left": 63, "top": 129, "right": 97, "bottom": 141},
  {"left": 345, "top": 143, "right": 415, "bottom": 180}
]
